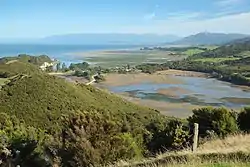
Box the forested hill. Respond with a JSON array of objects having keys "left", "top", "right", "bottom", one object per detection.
[
  {"left": 0, "top": 54, "right": 53, "bottom": 66},
  {"left": 193, "top": 37, "right": 250, "bottom": 58},
  {"left": 171, "top": 32, "right": 249, "bottom": 45}
]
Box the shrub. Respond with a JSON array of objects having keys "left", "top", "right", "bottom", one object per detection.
[
  {"left": 238, "top": 107, "right": 250, "bottom": 131},
  {"left": 188, "top": 107, "right": 238, "bottom": 137},
  {"left": 50, "top": 111, "right": 144, "bottom": 167},
  {"left": 146, "top": 119, "right": 190, "bottom": 153},
  {"left": 0, "top": 112, "right": 51, "bottom": 167}
]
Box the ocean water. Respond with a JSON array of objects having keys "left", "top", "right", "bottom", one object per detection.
[{"left": 0, "top": 44, "right": 138, "bottom": 66}]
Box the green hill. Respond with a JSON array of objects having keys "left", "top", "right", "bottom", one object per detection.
[
  {"left": 193, "top": 37, "right": 250, "bottom": 58},
  {"left": 0, "top": 62, "right": 162, "bottom": 131},
  {"left": 0, "top": 60, "right": 41, "bottom": 78},
  {"left": 0, "top": 54, "right": 53, "bottom": 66},
  {"left": 0, "top": 60, "right": 177, "bottom": 166}
]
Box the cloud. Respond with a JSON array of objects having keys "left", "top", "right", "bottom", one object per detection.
[
  {"left": 166, "top": 11, "right": 202, "bottom": 21},
  {"left": 144, "top": 12, "right": 156, "bottom": 20},
  {"left": 121, "top": 12, "right": 250, "bottom": 36},
  {"left": 215, "top": 0, "right": 244, "bottom": 6}
]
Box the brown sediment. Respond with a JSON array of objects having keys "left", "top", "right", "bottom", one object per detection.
[
  {"left": 156, "top": 69, "right": 208, "bottom": 78},
  {"left": 100, "top": 70, "right": 208, "bottom": 87},
  {"left": 221, "top": 97, "right": 250, "bottom": 105},
  {"left": 157, "top": 87, "right": 192, "bottom": 97},
  {"left": 117, "top": 95, "right": 200, "bottom": 118},
  {"left": 101, "top": 73, "right": 183, "bottom": 87}
]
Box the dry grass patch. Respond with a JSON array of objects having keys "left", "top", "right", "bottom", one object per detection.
[{"left": 113, "top": 134, "right": 250, "bottom": 167}]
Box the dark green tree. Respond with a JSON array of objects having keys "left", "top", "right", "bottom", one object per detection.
[
  {"left": 56, "top": 62, "right": 61, "bottom": 72},
  {"left": 238, "top": 107, "right": 250, "bottom": 131}
]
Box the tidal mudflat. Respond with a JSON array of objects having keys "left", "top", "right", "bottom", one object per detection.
[{"left": 97, "top": 70, "right": 250, "bottom": 117}]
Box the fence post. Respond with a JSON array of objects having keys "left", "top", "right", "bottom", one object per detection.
[{"left": 192, "top": 123, "right": 199, "bottom": 152}]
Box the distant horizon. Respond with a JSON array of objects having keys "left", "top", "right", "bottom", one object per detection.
[{"left": 1, "top": 31, "right": 250, "bottom": 40}]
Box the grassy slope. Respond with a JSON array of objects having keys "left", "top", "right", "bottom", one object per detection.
[
  {"left": 0, "top": 61, "right": 162, "bottom": 131},
  {"left": 0, "top": 61, "right": 41, "bottom": 77},
  {"left": 119, "top": 134, "right": 250, "bottom": 167}
]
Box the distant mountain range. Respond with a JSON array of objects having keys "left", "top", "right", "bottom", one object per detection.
[
  {"left": 171, "top": 32, "right": 249, "bottom": 45},
  {"left": 1, "top": 32, "right": 250, "bottom": 46}
]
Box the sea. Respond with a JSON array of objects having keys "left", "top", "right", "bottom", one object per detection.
[{"left": 0, "top": 44, "right": 140, "bottom": 66}]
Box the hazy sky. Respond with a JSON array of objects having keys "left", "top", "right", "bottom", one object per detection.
[{"left": 1, "top": 0, "right": 250, "bottom": 38}]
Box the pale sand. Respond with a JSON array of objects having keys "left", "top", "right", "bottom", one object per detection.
[
  {"left": 101, "top": 70, "right": 207, "bottom": 87},
  {"left": 117, "top": 94, "right": 199, "bottom": 118},
  {"left": 101, "top": 73, "right": 182, "bottom": 87}
]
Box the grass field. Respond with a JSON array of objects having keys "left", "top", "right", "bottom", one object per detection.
[
  {"left": 182, "top": 49, "right": 205, "bottom": 56},
  {"left": 194, "top": 57, "right": 240, "bottom": 62},
  {"left": 75, "top": 50, "right": 187, "bottom": 68}
]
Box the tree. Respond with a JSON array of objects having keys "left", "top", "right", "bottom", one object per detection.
[
  {"left": 56, "top": 62, "right": 61, "bottom": 72},
  {"left": 61, "top": 63, "right": 67, "bottom": 72},
  {"left": 238, "top": 107, "right": 250, "bottom": 131},
  {"left": 188, "top": 107, "right": 238, "bottom": 137}
]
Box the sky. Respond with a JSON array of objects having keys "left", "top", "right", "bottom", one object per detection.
[{"left": 1, "top": 0, "right": 250, "bottom": 38}]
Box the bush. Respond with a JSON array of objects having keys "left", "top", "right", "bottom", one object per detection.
[
  {"left": 0, "top": 112, "right": 51, "bottom": 167},
  {"left": 50, "top": 111, "right": 144, "bottom": 167},
  {"left": 146, "top": 119, "right": 190, "bottom": 153},
  {"left": 238, "top": 107, "right": 250, "bottom": 131},
  {"left": 188, "top": 107, "right": 238, "bottom": 137}
]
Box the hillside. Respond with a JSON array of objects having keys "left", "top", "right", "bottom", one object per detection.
[
  {"left": 1, "top": 59, "right": 250, "bottom": 166},
  {"left": 171, "top": 32, "right": 249, "bottom": 45},
  {"left": 193, "top": 37, "right": 250, "bottom": 58},
  {"left": 0, "top": 60, "right": 171, "bottom": 166},
  {"left": 0, "top": 62, "right": 163, "bottom": 131},
  {"left": 0, "top": 54, "right": 52, "bottom": 65}
]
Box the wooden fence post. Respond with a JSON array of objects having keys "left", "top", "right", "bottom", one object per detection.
[{"left": 192, "top": 123, "right": 199, "bottom": 152}]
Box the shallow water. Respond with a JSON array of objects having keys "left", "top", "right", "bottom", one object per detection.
[
  {"left": 0, "top": 44, "right": 139, "bottom": 66},
  {"left": 108, "top": 76, "right": 250, "bottom": 109}
]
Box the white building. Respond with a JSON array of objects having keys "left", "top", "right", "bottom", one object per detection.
[{"left": 40, "top": 62, "right": 54, "bottom": 71}]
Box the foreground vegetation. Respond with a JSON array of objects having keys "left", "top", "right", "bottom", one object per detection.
[{"left": 1, "top": 54, "right": 250, "bottom": 166}]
